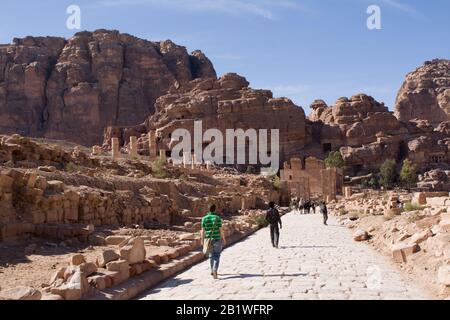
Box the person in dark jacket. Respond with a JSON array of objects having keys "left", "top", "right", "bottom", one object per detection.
[
  {"left": 265, "top": 201, "right": 282, "bottom": 248},
  {"left": 319, "top": 200, "right": 328, "bottom": 225}
]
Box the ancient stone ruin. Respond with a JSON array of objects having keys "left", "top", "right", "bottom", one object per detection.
[{"left": 279, "top": 157, "right": 343, "bottom": 204}]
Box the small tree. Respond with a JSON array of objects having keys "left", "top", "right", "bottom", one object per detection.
[
  {"left": 271, "top": 175, "right": 281, "bottom": 191},
  {"left": 152, "top": 158, "right": 168, "bottom": 179},
  {"left": 379, "top": 159, "right": 397, "bottom": 189},
  {"left": 325, "top": 151, "right": 345, "bottom": 168},
  {"left": 400, "top": 159, "right": 418, "bottom": 189}
]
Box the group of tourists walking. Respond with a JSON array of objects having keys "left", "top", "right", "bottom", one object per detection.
[
  {"left": 292, "top": 197, "right": 328, "bottom": 225},
  {"left": 200, "top": 198, "right": 329, "bottom": 279}
]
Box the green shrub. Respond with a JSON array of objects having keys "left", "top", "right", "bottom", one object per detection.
[
  {"left": 271, "top": 175, "right": 281, "bottom": 191},
  {"left": 246, "top": 165, "right": 256, "bottom": 174},
  {"left": 252, "top": 215, "right": 269, "bottom": 228},
  {"left": 400, "top": 159, "right": 418, "bottom": 189},
  {"left": 152, "top": 158, "right": 169, "bottom": 179},
  {"left": 66, "top": 162, "right": 81, "bottom": 173},
  {"left": 403, "top": 202, "right": 423, "bottom": 212},
  {"left": 379, "top": 159, "right": 397, "bottom": 189},
  {"left": 325, "top": 151, "right": 345, "bottom": 169}
]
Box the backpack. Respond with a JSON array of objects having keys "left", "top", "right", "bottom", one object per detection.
[{"left": 266, "top": 208, "right": 279, "bottom": 224}]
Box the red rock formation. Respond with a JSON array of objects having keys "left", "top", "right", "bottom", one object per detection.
[
  {"left": 104, "top": 73, "right": 307, "bottom": 166},
  {"left": 0, "top": 30, "right": 216, "bottom": 146},
  {"left": 395, "top": 59, "right": 450, "bottom": 125}
]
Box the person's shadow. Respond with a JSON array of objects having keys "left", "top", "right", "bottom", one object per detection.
[
  {"left": 280, "top": 245, "right": 337, "bottom": 249},
  {"left": 219, "top": 273, "right": 307, "bottom": 280}
]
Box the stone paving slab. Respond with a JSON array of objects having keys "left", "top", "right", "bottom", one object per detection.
[{"left": 138, "top": 213, "right": 434, "bottom": 300}]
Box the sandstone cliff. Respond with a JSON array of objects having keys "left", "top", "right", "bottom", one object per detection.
[
  {"left": 395, "top": 59, "right": 450, "bottom": 125},
  {"left": 104, "top": 73, "right": 307, "bottom": 167},
  {"left": 0, "top": 30, "right": 216, "bottom": 146}
]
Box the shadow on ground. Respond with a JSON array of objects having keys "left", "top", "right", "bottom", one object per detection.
[
  {"left": 219, "top": 273, "right": 307, "bottom": 280},
  {"left": 280, "top": 245, "right": 337, "bottom": 249}
]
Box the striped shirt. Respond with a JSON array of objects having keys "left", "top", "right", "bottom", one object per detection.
[{"left": 201, "top": 212, "right": 222, "bottom": 240}]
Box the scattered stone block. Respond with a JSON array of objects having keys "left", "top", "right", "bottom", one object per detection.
[
  {"left": 96, "top": 249, "right": 120, "bottom": 268},
  {"left": 353, "top": 229, "right": 369, "bottom": 241},
  {"left": 88, "top": 275, "right": 106, "bottom": 291},
  {"left": 391, "top": 243, "right": 420, "bottom": 263},
  {"left": 0, "top": 286, "right": 42, "bottom": 300},
  {"left": 179, "top": 233, "right": 196, "bottom": 241},
  {"left": 440, "top": 220, "right": 450, "bottom": 232},
  {"left": 438, "top": 266, "right": 450, "bottom": 286},
  {"left": 70, "top": 254, "right": 86, "bottom": 266},
  {"left": 88, "top": 234, "right": 106, "bottom": 246},
  {"left": 80, "top": 262, "right": 98, "bottom": 277},
  {"left": 157, "top": 239, "right": 169, "bottom": 246},
  {"left": 50, "top": 270, "right": 89, "bottom": 300},
  {"left": 106, "top": 260, "right": 130, "bottom": 284},
  {"left": 118, "top": 236, "right": 146, "bottom": 264},
  {"left": 410, "top": 229, "right": 433, "bottom": 245},
  {"left": 105, "top": 235, "right": 128, "bottom": 245}
]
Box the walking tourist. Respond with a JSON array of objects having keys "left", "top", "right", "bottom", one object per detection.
[
  {"left": 298, "top": 198, "right": 304, "bottom": 214},
  {"left": 319, "top": 200, "right": 328, "bottom": 225},
  {"left": 265, "top": 201, "right": 282, "bottom": 248},
  {"left": 201, "top": 204, "right": 226, "bottom": 279},
  {"left": 304, "top": 199, "right": 311, "bottom": 214}
]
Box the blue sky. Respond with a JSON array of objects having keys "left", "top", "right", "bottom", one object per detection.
[{"left": 0, "top": 0, "right": 449, "bottom": 114}]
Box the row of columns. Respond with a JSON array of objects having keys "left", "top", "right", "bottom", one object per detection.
[
  {"left": 181, "top": 153, "right": 212, "bottom": 170},
  {"left": 111, "top": 132, "right": 159, "bottom": 160},
  {"left": 110, "top": 132, "right": 212, "bottom": 171}
]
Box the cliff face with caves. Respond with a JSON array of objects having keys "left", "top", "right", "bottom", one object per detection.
[
  {"left": 0, "top": 29, "right": 216, "bottom": 146},
  {"left": 0, "top": 30, "right": 449, "bottom": 176}
]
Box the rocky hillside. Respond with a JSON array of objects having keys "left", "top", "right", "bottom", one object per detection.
[
  {"left": 395, "top": 59, "right": 450, "bottom": 125},
  {"left": 0, "top": 29, "right": 216, "bottom": 146},
  {"left": 104, "top": 73, "right": 307, "bottom": 167}
]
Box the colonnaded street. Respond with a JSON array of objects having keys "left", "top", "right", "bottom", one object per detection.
[{"left": 139, "top": 212, "right": 434, "bottom": 300}]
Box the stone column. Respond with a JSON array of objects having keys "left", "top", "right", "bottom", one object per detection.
[
  {"left": 148, "top": 131, "right": 157, "bottom": 160},
  {"left": 344, "top": 186, "right": 353, "bottom": 198},
  {"left": 206, "top": 161, "right": 212, "bottom": 171},
  {"left": 129, "top": 136, "right": 138, "bottom": 158},
  {"left": 183, "top": 152, "right": 190, "bottom": 168},
  {"left": 191, "top": 154, "right": 196, "bottom": 170},
  {"left": 160, "top": 149, "right": 167, "bottom": 163},
  {"left": 112, "top": 138, "right": 120, "bottom": 160}
]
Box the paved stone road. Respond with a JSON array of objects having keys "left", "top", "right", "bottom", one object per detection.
[{"left": 139, "top": 213, "right": 434, "bottom": 300}]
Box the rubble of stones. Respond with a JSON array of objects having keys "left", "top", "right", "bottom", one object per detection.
[
  {"left": 330, "top": 190, "right": 450, "bottom": 298},
  {"left": 0, "top": 134, "right": 278, "bottom": 300}
]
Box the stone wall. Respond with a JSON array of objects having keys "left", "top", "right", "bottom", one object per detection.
[{"left": 280, "top": 156, "right": 343, "bottom": 203}]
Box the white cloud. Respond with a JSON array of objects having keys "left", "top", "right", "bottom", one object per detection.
[
  {"left": 95, "top": 0, "right": 309, "bottom": 20},
  {"left": 376, "top": 0, "right": 424, "bottom": 18}
]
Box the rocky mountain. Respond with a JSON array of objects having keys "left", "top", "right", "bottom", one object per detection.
[
  {"left": 395, "top": 59, "right": 450, "bottom": 125},
  {"left": 104, "top": 73, "right": 307, "bottom": 167},
  {"left": 0, "top": 30, "right": 448, "bottom": 175},
  {"left": 0, "top": 29, "right": 216, "bottom": 146}
]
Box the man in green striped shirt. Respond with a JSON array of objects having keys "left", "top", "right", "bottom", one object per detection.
[{"left": 201, "top": 204, "right": 226, "bottom": 279}]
